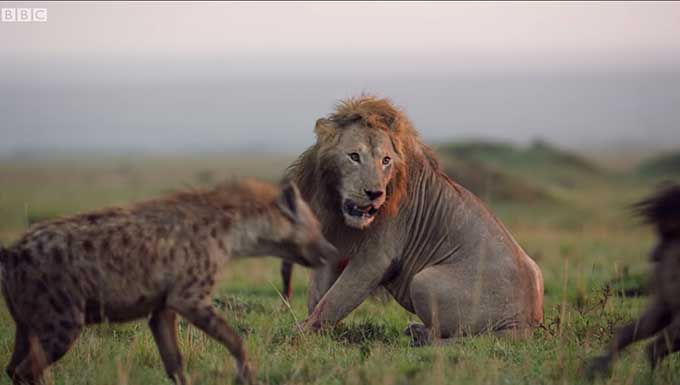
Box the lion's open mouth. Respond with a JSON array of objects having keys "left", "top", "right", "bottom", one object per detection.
[{"left": 343, "top": 199, "right": 379, "bottom": 219}]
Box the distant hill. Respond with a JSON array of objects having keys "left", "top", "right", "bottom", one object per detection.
[
  {"left": 637, "top": 151, "right": 680, "bottom": 178},
  {"left": 438, "top": 155, "right": 551, "bottom": 204},
  {"left": 433, "top": 139, "right": 611, "bottom": 204},
  {"left": 436, "top": 140, "right": 605, "bottom": 189}
]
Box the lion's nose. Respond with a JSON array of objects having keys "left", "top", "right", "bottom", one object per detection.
[{"left": 365, "top": 190, "right": 384, "bottom": 201}]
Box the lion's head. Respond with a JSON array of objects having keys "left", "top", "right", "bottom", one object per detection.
[{"left": 292, "top": 96, "right": 414, "bottom": 229}]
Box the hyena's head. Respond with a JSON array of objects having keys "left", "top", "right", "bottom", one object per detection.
[
  {"left": 271, "top": 181, "right": 339, "bottom": 267},
  {"left": 635, "top": 183, "right": 680, "bottom": 262}
]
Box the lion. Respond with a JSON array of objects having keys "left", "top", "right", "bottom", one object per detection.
[{"left": 284, "top": 95, "right": 544, "bottom": 345}]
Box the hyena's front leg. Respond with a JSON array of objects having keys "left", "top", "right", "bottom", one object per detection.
[
  {"left": 587, "top": 302, "right": 671, "bottom": 378},
  {"left": 170, "top": 299, "right": 255, "bottom": 385},
  {"left": 149, "top": 308, "right": 186, "bottom": 384},
  {"left": 646, "top": 316, "right": 680, "bottom": 369}
]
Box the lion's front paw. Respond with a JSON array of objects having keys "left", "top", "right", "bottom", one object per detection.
[
  {"left": 290, "top": 320, "right": 306, "bottom": 334},
  {"left": 290, "top": 318, "right": 319, "bottom": 334},
  {"left": 297, "top": 317, "right": 337, "bottom": 334}
]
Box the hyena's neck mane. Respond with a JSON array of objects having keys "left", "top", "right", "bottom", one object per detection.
[
  {"left": 160, "top": 180, "right": 278, "bottom": 215},
  {"left": 135, "top": 180, "right": 281, "bottom": 257}
]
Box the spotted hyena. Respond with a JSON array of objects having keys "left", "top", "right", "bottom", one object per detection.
[
  {"left": 587, "top": 184, "right": 680, "bottom": 377},
  {"left": 0, "top": 179, "right": 337, "bottom": 385}
]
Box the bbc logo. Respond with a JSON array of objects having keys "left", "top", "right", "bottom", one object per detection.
[{"left": 1, "top": 8, "right": 48, "bottom": 22}]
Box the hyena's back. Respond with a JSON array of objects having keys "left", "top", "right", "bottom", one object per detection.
[{"left": 3, "top": 203, "right": 220, "bottom": 326}]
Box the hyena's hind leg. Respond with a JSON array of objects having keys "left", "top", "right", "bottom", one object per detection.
[
  {"left": 169, "top": 297, "right": 256, "bottom": 385},
  {"left": 6, "top": 323, "right": 30, "bottom": 379},
  {"left": 149, "top": 308, "right": 187, "bottom": 384},
  {"left": 12, "top": 316, "right": 83, "bottom": 385}
]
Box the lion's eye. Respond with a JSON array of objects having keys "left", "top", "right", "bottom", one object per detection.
[
  {"left": 382, "top": 156, "right": 391, "bottom": 165},
  {"left": 348, "top": 153, "right": 360, "bottom": 162}
]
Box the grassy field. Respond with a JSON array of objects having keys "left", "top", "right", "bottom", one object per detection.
[{"left": 0, "top": 145, "right": 678, "bottom": 385}]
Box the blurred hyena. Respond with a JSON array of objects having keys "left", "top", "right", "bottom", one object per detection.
[
  {"left": 0, "top": 179, "right": 337, "bottom": 385},
  {"left": 587, "top": 183, "right": 680, "bottom": 377}
]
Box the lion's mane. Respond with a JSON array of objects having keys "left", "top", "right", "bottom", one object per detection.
[{"left": 286, "top": 95, "right": 440, "bottom": 227}]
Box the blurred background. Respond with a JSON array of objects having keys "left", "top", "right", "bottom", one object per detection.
[
  {"left": 0, "top": 1, "right": 679, "bottom": 284},
  {"left": 1, "top": 1, "right": 679, "bottom": 155},
  {"left": 1, "top": 4, "right": 680, "bottom": 382}
]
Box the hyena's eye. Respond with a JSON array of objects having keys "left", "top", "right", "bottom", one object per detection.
[
  {"left": 348, "top": 153, "right": 360, "bottom": 163},
  {"left": 382, "top": 156, "right": 391, "bottom": 165}
]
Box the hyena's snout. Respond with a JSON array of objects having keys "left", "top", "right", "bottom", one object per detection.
[{"left": 303, "top": 236, "right": 339, "bottom": 267}]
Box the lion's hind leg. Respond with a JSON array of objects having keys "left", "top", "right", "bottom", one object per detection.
[
  {"left": 403, "top": 321, "right": 529, "bottom": 347},
  {"left": 403, "top": 322, "right": 433, "bottom": 347},
  {"left": 408, "top": 264, "right": 528, "bottom": 347}
]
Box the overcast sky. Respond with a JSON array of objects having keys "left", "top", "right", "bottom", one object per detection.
[
  {"left": 1, "top": 1, "right": 679, "bottom": 154},
  {"left": 3, "top": 2, "right": 680, "bottom": 60}
]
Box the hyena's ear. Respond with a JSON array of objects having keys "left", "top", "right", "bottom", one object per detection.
[
  {"left": 314, "top": 118, "right": 336, "bottom": 142},
  {"left": 277, "top": 181, "right": 301, "bottom": 222}
]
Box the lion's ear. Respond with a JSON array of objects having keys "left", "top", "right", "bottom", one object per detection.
[
  {"left": 314, "top": 118, "right": 336, "bottom": 141},
  {"left": 386, "top": 114, "right": 402, "bottom": 134}
]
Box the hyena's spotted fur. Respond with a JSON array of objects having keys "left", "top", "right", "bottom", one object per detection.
[{"left": 0, "top": 179, "right": 337, "bottom": 385}]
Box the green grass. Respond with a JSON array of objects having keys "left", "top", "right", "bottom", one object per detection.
[{"left": 0, "top": 147, "right": 679, "bottom": 385}]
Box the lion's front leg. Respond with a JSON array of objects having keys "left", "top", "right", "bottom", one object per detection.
[
  {"left": 304, "top": 255, "right": 391, "bottom": 331},
  {"left": 307, "top": 262, "right": 343, "bottom": 315}
]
